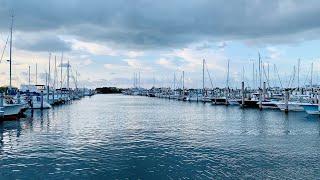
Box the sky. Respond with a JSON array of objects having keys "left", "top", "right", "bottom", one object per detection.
[{"left": 0, "top": 0, "right": 320, "bottom": 89}]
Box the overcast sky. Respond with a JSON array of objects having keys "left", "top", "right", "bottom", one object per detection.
[{"left": 1, "top": 0, "right": 320, "bottom": 88}]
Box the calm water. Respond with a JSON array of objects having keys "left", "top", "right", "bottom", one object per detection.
[{"left": 1, "top": 94, "right": 320, "bottom": 179}]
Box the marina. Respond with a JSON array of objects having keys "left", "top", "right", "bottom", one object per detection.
[
  {"left": 123, "top": 58, "right": 320, "bottom": 115},
  {"left": 2, "top": 1, "right": 320, "bottom": 179}
]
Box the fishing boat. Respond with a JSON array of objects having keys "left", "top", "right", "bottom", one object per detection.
[
  {"left": 259, "top": 101, "right": 279, "bottom": 109},
  {"left": 30, "top": 96, "right": 52, "bottom": 109},
  {"left": 301, "top": 104, "right": 320, "bottom": 115},
  {"left": 211, "top": 97, "right": 228, "bottom": 105},
  {"left": 2, "top": 103, "right": 24, "bottom": 117},
  {"left": 275, "top": 102, "right": 306, "bottom": 111},
  {"left": 228, "top": 99, "right": 240, "bottom": 105}
]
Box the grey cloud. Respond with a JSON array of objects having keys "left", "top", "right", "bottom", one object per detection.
[
  {"left": 15, "top": 35, "right": 71, "bottom": 52},
  {"left": 1, "top": 0, "right": 320, "bottom": 49}
]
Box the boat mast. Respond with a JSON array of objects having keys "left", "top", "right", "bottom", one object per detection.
[
  {"left": 54, "top": 55, "right": 57, "bottom": 89},
  {"left": 297, "top": 58, "right": 300, "bottom": 89},
  {"left": 9, "top": 15, "right": 13, "bottom": 90},
  {"left": 182, "top": 71, "right": 185, "bottom": 94},
  {"left": 60, "top": 53, "right": 63, "bottom": 89},
  {"left": 28, "top": 65, "right": 31, "bottom": 85},
  {"left": 311, "top": 62, "right": 313, "bottom": 88},
  {"left": 258, "top": 53, "right": 262, "bottom": 89},
  {"left": 203, "top": 59, "right": 205, "bottom": 95},
  {"left": 252, "top": 61, "right": 255, "bottom": 89},
  {"left": 35, "top": 63, "right": 38, "bottom": 85},
  {"left": 48, "top": 53, "right": 51, "bottom": 88},
  {"left": 226, "top": 59, "right": 230, "bottom": 88},
  {"left": 67, "top": 60, "right": 70, "bottom": 90},
  {"left": 138, "top": 71, "right": 141, "bottom": 89}
]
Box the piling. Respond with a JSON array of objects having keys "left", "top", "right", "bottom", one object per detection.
[
  {"left": 0, "top": 92, "right": 4, "bottom": 107},
  {"left": 52, "top": 90, "right": 55, "bottom": 105},
  {"left": 318, "top": 91, "right": 320, "bottom": 116},
  {"left": 285, "top": 89, "right": 289, "bottom": 113},
  {"left": 17, "top": 91, "right": 21, "bottom": 104},
  {"left": 47, "top": 86, "right": 50, "bottom": 104},
  {"left": 241, "top": 81, "right": 245, "bottom": 108},
  {"left": 259, "top": 88, "right": 262, "bottom": 110},
  {"left": 225, "top": 88, "right": 229, "bottom": 106},
  {"left": 0, "top": 93, "right": 3, "bottom": 118},
  {"left": 263, "top": 82, "right": 266, "bottom": 100},
  {"left": 41, "top": 90, "right": 44, "bottom": 110}
]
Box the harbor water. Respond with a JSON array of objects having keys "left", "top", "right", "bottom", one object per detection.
[{"left": 1, "top": 94, "right": 320, "bottom": 179}]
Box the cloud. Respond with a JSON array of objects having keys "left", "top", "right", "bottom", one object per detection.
[
  {"left": 156, "top": 58, "right": 174, "bottom": 69},
  {"left": 266, "top": 47, "right": 281, "bottom": 60},
  {"left": 1, "top": 0, "right": 320, "bottom": 49},
  {"left": 16, "top": 34, "right": 72, "bottom": 52}
]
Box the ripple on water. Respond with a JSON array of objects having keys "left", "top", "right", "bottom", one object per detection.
[{"left": 0, "top": 95, "right": 320, "bottom": 179}]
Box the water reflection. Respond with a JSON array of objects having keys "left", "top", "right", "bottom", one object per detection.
[{"left": 0, "top": 95, "right": 320, "bottom": 179}]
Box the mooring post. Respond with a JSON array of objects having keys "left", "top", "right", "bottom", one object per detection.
[
  {"left": 285, "top": 89, "right": 289, "bottom": 114},
  {"left": 241, "top": 81, "right": 245, "bottom": 108},
  {"left": 52, "top": 90, "right": 55, "bottom": 105},
  {"left": 225, "top": 87, "right": 229, "bottom": 106},
  {"left": 318, "top": 90, "right": 320, "bottom": 116},
  {"left": 259, "top": 88, "right": 263, "bottom": 110},
  {"left": 41, "top": 90, "right": 44, "bottom": 110},
  {"left": 263, "top": 82, "right": 266, "bottom": 100},
  {"left": 214, "top": 89, "right": 217, "bottom": 105},
  {"left": 0, "top": 92, "right": 3, "bottom": 118},
  {"left": 17, "top": 91, "right": 21, "bottom": 104},
  {"left": 0, "top": 92, "right": 4, "bottom": 107},
  {"left": 47, "top": 86, "right": 50, "bottom": 105}
]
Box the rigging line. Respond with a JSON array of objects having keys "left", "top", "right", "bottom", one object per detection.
[
  {"left": 204, "top": 60, "right": 214, "bottom": 89},
  {"left": 303, "top": 68, "right": 310, "bottom": 87},
  {"left": 262, "top": 63, "right": 270, "bottom": 88},
  {"left": 288, "top": 69, "right": 295, "bottom": 88},
  {"left": 274, "top": 64, "right": 283, "bottom": 89},
  {"left": 0, "top": 35, "right": 9, "bottom": 63}
]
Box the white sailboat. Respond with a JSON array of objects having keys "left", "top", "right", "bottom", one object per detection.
[{"left": 0, "top": 16, "right": 25, "bottom": 119}]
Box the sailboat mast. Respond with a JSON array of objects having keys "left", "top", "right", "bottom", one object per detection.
[
  {"left": 48, "top": 53, "right": 51, "bottom": 87},
  {"left": 54, "top": 56, "right": 57, "bottom": 89},
  {"left": 28, "top": 65, "right": 31, "bottom": 85},
  {"left": 60, "top": 53, "right": 63, "bottom": 89},
  {"left": 202, "top": 59, "right": 205, "bottom": 95},
  {"left": 227, "top": 59, "right": 230, "bottom": 88},
  {"left": 297, "top": 58, "right": 300, "bottom": 89},
  {"left": 173, "top": 72, "right": 176, "bottom": 90},
  {"left": 67, "top": 60, "right": 70, "bottom": 90},
  {"left": 138, "top": 71, "right": 141, "bottom": 88},
  {"left": 311, "top": 62, "right": 313, "bottom": 88},
  {"left": 35, "top": 63, "right": 38, "bottom": 85},
  {"left": 258, "top": 53, "right": 262, "bottom": 89},
  {"left": 252, "top": 61, "right": 255, "bottom": 88},
  {"left": 9, "top": 15, "right": 13, "bottom": 89},
  {"left": 182, "top": 71, "right": 185, "bottom": 91}
]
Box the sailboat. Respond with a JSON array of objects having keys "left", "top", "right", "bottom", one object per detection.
[{"left": 0, "top": 16, "right": 25, "bottom": 119}]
